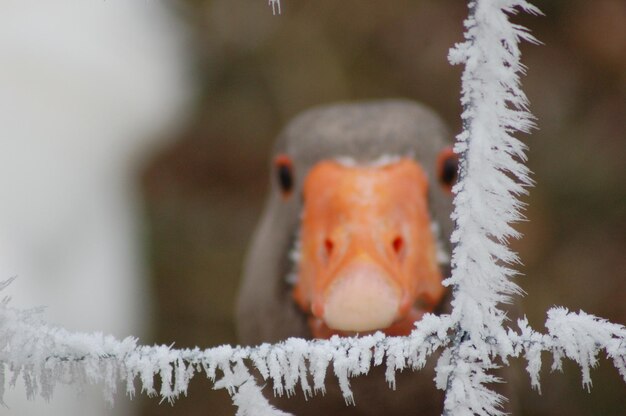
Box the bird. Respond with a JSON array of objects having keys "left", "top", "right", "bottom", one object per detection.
[{"left": 236, "top": 99, "right": 461, "bottom": 415}]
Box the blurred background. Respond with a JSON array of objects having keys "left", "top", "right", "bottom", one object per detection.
[{"left": 0, "top": 0, "right": 624, "bottom": 415}]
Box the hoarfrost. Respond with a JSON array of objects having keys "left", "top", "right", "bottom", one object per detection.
[{"left": 1, "top": 287, "right": 622, "bottom": 414}]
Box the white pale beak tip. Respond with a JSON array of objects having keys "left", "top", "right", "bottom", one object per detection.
[{"left": 323, "top": 265, "right": 399, "bottom": 332}]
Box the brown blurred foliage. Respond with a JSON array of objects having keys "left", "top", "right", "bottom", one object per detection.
[{"left": 140, "top": 0, "right": 626, "bottom": 415}]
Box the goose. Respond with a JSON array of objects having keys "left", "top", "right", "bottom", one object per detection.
[{"left": 236, "top": 99, "right": 460, "bottom": 415}]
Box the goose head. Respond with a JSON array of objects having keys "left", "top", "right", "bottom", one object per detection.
[{"left": 237, "top": 100, "right": 456, "bottom": 344}]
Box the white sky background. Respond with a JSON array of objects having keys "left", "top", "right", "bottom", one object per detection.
[{"left": 0, "top": 1, "right": 190, "bottom": 414}]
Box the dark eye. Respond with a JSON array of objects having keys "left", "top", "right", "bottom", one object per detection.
[
  {"left": 437, "top": 147, "right": 459, "bottom": 191},
  {"left": 274, "top": 154, "right": 294, "bottom": 196}
]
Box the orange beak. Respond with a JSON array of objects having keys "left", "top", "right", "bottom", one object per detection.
[{"left": 292, "top": 158, "right": 446, "bottom": 338}]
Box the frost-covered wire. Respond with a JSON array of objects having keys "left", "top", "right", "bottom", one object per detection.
[
  {"left": 446, "top": 0, "right": 540, "bottom": 351},
  {"left": 512, "top": 308, "right": 626, "bottom": 393},
  {"left": 439, "top": 0, "right": 541, "bottom": 414},
  {"left": 0, "top": 285, "right": 451, "bottom": 412},
  {"left": 268, "top": 0, "right": 281, "bottom": 15},
  {"left": 1, "top": 280, "right": 624, "bottom": 414}
]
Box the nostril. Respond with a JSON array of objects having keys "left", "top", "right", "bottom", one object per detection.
[
  {"left": 392, "top": 236, "right": 404, "bottom": 257},
  {"left": 324, "top": 238, "right": 334, "bottom": 259}
]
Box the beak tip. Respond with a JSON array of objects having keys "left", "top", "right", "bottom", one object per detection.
[{"left": 322, "top": 263, "right": 400, "bottom": 332}]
